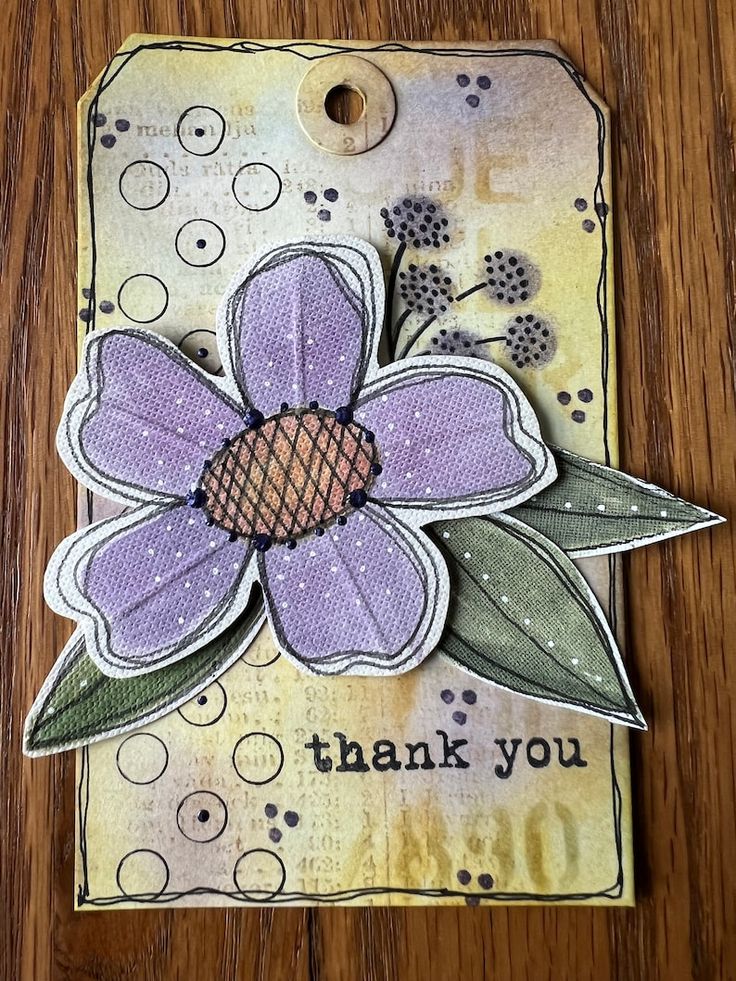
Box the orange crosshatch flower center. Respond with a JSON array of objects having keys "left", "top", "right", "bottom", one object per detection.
[{"left": 200, "top": 409, "right": 378, "bottom": 544}]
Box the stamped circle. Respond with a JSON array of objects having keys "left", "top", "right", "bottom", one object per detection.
[
  {"left": 117, "top": 274, "right": 169, "bottom": 323},
  {"left": 232, "top": 732, "right": 284, "bottom": 785},
  {"left": 240, "top": 628, "right": 281, "bottom": 667},
  {"left": 177, "top": 681, "right": 227, "bottom": 726},
  {"left": 176, "top": 105, "right": 226, "bottom": 156},
  {"left": 118, "top": 160, "right": 170, "bottom": 211},
  {"left": 115, "top": 733, "right": 169, "bottom": 784},
  {"left": 176, "top": 790, "right": 228, "bottom": 842},
  {"left": 232, "top": 163, "right": 282, "bottom": 211},
  {"left": 116, "top": 849, "right": 170, "bottom": 899},
  {"left": 233, "top": 849, "right": 286, "bottom": 901},
  {"left": 296, "top": 56, "right": 395, "bottom": 155},
  {"left": 175, "top": 219, "right": 226, "bottom": 267},
  {"left": 177, "top": 328, "right": 223, "bottom": 375}
]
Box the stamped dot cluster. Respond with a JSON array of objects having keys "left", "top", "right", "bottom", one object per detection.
[
  {"left": 264, "top": 802, "right": 300, "bottom": 843},
  {"left": 113, "top": 666, "right": 290, "bottom": 902},
  {"left": 430, "top": 327, "right": 476, "bottom": 354},
  {"left": 380, "top": 198, "right": 450, "bottom": 248},
  {"left": 79, "top": 287, "right": 115, "bottom": 322},
  {"left": 94, "top": 111, "right": 131, "bottom": 149},
  {"left": 398, "top": 263, "right": 453, "bottom": 315},
  {"left": 483, "top": 250, "right": 539, "bottom": 305},
  {"left": 457, "top": 867, "right": 495, "bottom": 904},
  {"left": 505, "top": 314, "right": 557, "bottom": 369},
  {"left": 574, "top": 196, "right": 609, "bottom": 234},
  {"left": 456, "top": 73, "right": 492, "bottom": 108},
  {"left": 304, "top": 186, "right": 339, "bottom": 221},
  {"left": 557, "top": 387, "right": 594, "bottom": 424},
  {"left": 440, "top": 687, "right": 477, "bottom": 726}
]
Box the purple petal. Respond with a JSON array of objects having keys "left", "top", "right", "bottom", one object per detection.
[
  {"left": 355, "top": 360, "right": 554, "bottom": 514},
  {"left": 61, "top": 330, "right": 246, "bottom": 502},
  {"left": 222, "top": 242, "right": 382, "bottom": 414},
  {"left": 258, "top": 505, "right": 446, "bottom": 674},
  {"left": 50, "top": 502, "right": 255, "bottom": 674}
]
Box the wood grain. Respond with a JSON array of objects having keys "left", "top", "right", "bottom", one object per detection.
[{"left": 1, "top": 1, "right": 734, "bottom": 978}]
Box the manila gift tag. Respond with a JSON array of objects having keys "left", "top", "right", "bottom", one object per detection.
[{"left": 30, "top": 36, "right": 720, "bottom": 909}]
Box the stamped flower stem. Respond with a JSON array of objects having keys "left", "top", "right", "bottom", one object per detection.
[
  {"left": 386, "top": 241, "right": 407, "bottom": 344},
  {"left": 453, "top": 282, "right": 486, "bottom": 302},
  {"left": 474, "top": 335, "right": 506, "bottom": 346},
  {"left": 396, "top": 314, "right": 438, "bottom": 359}
]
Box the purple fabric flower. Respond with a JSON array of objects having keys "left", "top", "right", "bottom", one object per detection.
[{"left": 47, "top": 238, "right": 555, "bottom": 677}]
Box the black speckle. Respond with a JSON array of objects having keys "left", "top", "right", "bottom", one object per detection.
[
  {"left": 100, "top": 133, "right": 116, "bottom": 149},
  {"left": 571, "top": 409, "right": 586, "bottom": 423},
  {"left": 557, "top": 391, "right": 571, "bottom": 405},
  {"left": 115, "top": 118, "right": 130, "bottom": 132},
  {"left": 456, "top": 74, "right": 470, "bottom": 87},
  {"left": 317, "top": 209, "right": 331, "bottom": 222},
  {"left": 574, "top": 197, "right": 588, "bottom": 212},
  {"left": 304, "top": 190, "right": 317, "bottom": 204},
  {"left": 477, "top": 75, "right": 491, "bottom": 89},
  {"left": 582, "top": 219, "right": 596, "bottom": 233},
  {"left": 466, "top": 94, "right": 480, "bottom": 108},
  {"left": 577, "top": 388, "right": 594, "bottom": 403},
  {"left": 99, "top": 300, "right": 114, "bottom": 314},
  {"left": 323, "top": 187, "right": 339, "bottom": 202}
]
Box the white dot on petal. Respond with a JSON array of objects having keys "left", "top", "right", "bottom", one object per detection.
[
  {"left": 482, "top": 573, "right": 490, "bottom": 581},
  {"left": 166, "top": 525, "right": 172, "bottom": 532},
  {"left": 339, "top": 355, "right": 345, "bottom": 362},
  {"left": 324, "top": 591, "right": 331, "bottom": 599},
  {"left": 157, "top": 480, "right": 163, "bottom": 486},
  {"left": 147, "top": 548, "right": 154, "bottom": 555},
  {"left": 359, "top": 564, "right": 366, "bottom": 572},
  {"left": 176, "top": 427, "right": 184, "bottom": 434},
  {"left": 381, "top": 395, "right": 388, "bottom": 402},
  {"left": 425, "top": 487, "right": 432, "bottom": 494},
  {"left": 292, "top": 383, "right": 298, "bottom": 391},
  {"left": 501, "top": 595, "right": 509, "bottom": 604},
  {"left": 204, "top": 408, "right": 211, "bottom": 416},
  {"left": 597, "top": 504, "right": 606, "bottom": 512},
  {"left": 212, "top": 568, "right": 219, "bottom": 576},
  {"left": 178, "top": 616, "right": 184, "bottom": 624},
  {"left": 204, "top": 589, "right": 211, "bottom": 598},
  {"left": 356, "top": 540, "right": 363, "bottom": 547},
  {"left": 157, "top": 459, "right": 164, "bottom": 466},
  {"left": 387, "top": 546, "right": 394, "bottom": 554},
  {"left": 175, "top": 398, "right": 182, "bottom": 405},
  {"left": 267, "top": 360, "right": 274, "bottom": 368},
  {"left": 631, "top": 505, "right": 639, "bottom": 512},
  {"left": 414, "top": 410, "right": 421, "bottom": 418},
  {"left": 188, "top": 517, "right": 195, "bottom": 525},
  {"left": 154, "top": 575, "right": 161, "bottom": 583},
  {"left": 327, "top": 379, "right": 333, "bottom": 386},
  {"left": 307, "top": 337, "right": 314, "bottom": 345},
  {"left": 388, "top": 423, "right": 395, "bottom": 431},
  {"left": 463, "top": 551, "right": 471, "bottom": 559},
  {"left": 380, "top": 481, "right": 387, "bottom": 488},
  {"left": 184, "top": 465, "right": 191, "bottom": 472},
  {"left": 282, "top": 601, "right": 288, "bottom": 609},
  {"left": 355, "top": 598, "right": 361, "bottom": 606},
  {"left": 176, "top": 550, "right": 182, "bottom": 558},
  {"left": 547, "top": 640, "right": 555, "bottom": 648},
  {"left": 385, "top": 587, "right": 391, "bottom": 596},
  {"left": 298, "top": 581, "right": 305, "bottom": 589},
  {"left": 660, "top": 510, "right": 668, "bottom": 517},
  {"left": 184, "top": 581, "right": 191, "bottom": 588},
  {"left": 217, "top": 422, "right": 224, "bottom": 430},
  {"left": 80, "top": 679, "right": 88, "bottom": 688},
  {"left": 564, "top": 502, "right": 572, "bottom": 510},
  {"left": 442, "top": 531, "right": 450, "bottom": 538},
  {"left": 142, "top": 429, "right": 149, "bottom": 436},
  {"left": 232, "top": 562, "right": 238, "bottom": 569},
  {"left": 523, "top": 617, "right": 531, "bottom": 625},
  {"left": 264, "top": 380, "right": 271, "bottom": 388},
  {"left": 406, "top": 471, "right": 413, "bottom": 479},
  {"left": 571, "top": 657, "right": 580, "bottom": 666},
  {"left": 404, "top": 438, "right": 411, "bottom": 447},
  {"left": 330, "top": 565, "right": 337, "bottom": 573},
  {"left": 309, "top": 550, "right": 316, "bottom": 557},
  {"left": 209, "top": 541, "right": 216, "bottom": 548}
]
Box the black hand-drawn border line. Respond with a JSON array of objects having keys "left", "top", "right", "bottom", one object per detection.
[{"left": 77, "top": 39, "right": 625, "bottom": 907}]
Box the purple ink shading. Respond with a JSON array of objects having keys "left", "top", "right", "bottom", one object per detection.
[
  {"left": 440, "top": 689, "right": 455, "bottom": 704},
  {"left": 461, "top": 689, "right": 477, "bottom": 705},
  {"left": 452, "top": 710, "right": 467, "bottom": 726},
  {"left": 284, "top": 810, "right": 299, "bottom": 827},
  {"left": 264, "top": 803, "right": 278, "bottom": 818},
  {"left": 457, "top": 869, "right": 471, "bottom": 885}
]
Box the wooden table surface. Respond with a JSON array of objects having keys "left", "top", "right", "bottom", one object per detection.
[{"left": 2, "top": 1, "right": 734, "bottom": 978}]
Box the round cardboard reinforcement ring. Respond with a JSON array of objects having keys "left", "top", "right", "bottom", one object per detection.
[{"left": 296, "top": 56, "right": 396, "bottom": 156}]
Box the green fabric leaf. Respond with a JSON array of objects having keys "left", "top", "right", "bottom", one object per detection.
[
  {"left": 431, "top": 514, "right": 645, "bottom": 728},
  {"left": 508, "top": 446, "right": 723, "bottom": 557},
  {"left": 24, "top": 594, "right": 265, "bottom": 756}
]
